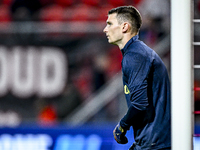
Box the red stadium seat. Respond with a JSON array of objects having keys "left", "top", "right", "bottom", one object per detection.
[
  {"left": 69, "top": 4, "right": 98, "bottom": 21},
  {"left": 81, "top": 0, "right": 100, "bottom": 7},
  {"left": 2, "top": 0, "right": 14, "bottom": 6},
  {"left": 97, "top": 5, "right": 113, "bottom": 21},
  {"left": 55, "top": 0, "right": 73, "bottom": 7},
  {"left": 0, "top": 5, "right": 11, "bottom": 22},
  {"left": 39, "top": 4, "right": 64, "bottom": 21},
  {"left": 133, "top": 0, "right": 143, "bottom": 5},
  {"left": 107, "top": 0, "right": 126, "bottom": 7}
]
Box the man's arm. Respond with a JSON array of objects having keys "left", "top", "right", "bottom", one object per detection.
[
  {"left": 120, "top": 105, "right": 143, "bottom": 130},
  {"left": 113, "top": 52, "right": 151, "bottom": 143},
  {"left": 113, "top": 105, "right": 144, "bottom": 144}
]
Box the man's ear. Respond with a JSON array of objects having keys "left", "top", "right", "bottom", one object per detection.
[{"left": 122, "top": 22, "right": 130, "bottom": 33}]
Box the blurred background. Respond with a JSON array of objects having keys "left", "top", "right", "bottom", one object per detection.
[{"left": 0, "top": 0, "right": 198, "bottom": 149}]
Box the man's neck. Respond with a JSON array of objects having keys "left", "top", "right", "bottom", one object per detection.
[{"left": 119, "top": 33, "right": 137, "bottom": 50}]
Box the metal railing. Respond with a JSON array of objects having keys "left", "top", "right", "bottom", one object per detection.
[{"left": 0, "top": 21, "right": 105, "bottom": 34}]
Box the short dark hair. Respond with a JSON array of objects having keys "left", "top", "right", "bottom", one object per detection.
[{"left": 108, "top": 6, "right": 142, "bottom": 34}]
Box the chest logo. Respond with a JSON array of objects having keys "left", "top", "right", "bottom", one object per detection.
[{"left": 124, "top": 85, "right": 130, "bottom": 94}]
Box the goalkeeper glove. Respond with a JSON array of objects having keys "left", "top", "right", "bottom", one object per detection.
[{"left": 113, "top": 124, "right": 128, "bottom": 144}]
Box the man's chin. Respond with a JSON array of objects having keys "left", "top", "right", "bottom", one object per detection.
[
  {"left": 108, "top": 40, "right": 114, "bottom": 44},
  {"left": 109, "top": 41, "right": 117, "bottom": 45}
]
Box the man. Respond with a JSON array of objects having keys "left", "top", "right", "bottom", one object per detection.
[{"left": 103, "top": 6, "right": 171, "bottom": 150}]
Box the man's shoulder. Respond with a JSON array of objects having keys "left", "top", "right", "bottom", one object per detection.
[
  {"left": 125, "top": 41, "right": 153, "bottom": 60},
  {"left": 129, "top": 40, "right": 153, "bottom": 53}
]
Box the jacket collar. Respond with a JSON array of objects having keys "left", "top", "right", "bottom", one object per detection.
[{"left": 121, "top": 34, "right": 139, "bottom": 56}]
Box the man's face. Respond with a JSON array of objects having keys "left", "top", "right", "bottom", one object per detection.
[{"left": 103, "top": 13, "right": 123, "bottom": 45}]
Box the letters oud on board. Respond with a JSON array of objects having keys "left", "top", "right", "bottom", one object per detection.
[{"left": 0, "top": 46, "right": 67, "bottom": 98}]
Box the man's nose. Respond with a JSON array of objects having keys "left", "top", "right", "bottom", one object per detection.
[{"left": 103, "top": 26, "right": 107, "bottom": 33}]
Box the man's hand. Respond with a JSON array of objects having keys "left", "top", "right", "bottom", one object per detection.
[{"left": 113, "top": 124, "right": 128, "bottom": 144}]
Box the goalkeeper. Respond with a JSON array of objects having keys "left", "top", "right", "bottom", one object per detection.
[{"left": 103, "top": 6, "right": 171, "bottom": 150}]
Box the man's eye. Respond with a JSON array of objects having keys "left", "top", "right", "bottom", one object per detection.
[{"left": 107, "top": 22, "right": 112, "bottom": 26}]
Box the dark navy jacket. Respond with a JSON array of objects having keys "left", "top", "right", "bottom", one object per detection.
[{"left": 120, "top": 35, "right": 171, "bottom": 149}]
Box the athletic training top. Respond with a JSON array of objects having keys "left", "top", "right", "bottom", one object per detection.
[{"left": 120, "top": 35, "right": 171, "bottom": 150}]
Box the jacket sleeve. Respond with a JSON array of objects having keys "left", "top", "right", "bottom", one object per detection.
[{"left": 120, "top": 52, "right": 151, "bottom": 130}]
